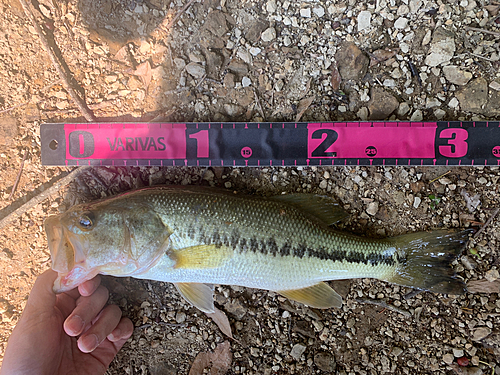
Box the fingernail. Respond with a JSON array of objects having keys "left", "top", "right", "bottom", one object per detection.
[
  {"left": 67, "top": 315, "right": 84, "bottom": 335},
  {"left": 108, "top": 329, "right": 121, "bottom": 341},
  {"left": 80, "top": 334, "right": 99, "bottom": 353}
]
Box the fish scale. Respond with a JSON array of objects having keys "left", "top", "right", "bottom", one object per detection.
[
  {"left": 141, "top": 189, "right": 405, "bottom": 289},
  {"left": 45, "top": 186, "right": 470, "bottom": 312}
]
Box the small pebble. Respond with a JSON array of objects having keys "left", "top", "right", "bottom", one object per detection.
[
  {"left": 261, "top": 27, "right": 276, "bottom": 42},
  {"left": 290, "top": 344, "right": 307, "bottom": 360},
  {"left": 300, "top": 8, "right": 311, "bottom": 18},
  {"left": 442, "top": 353, "right": 454, "bottom": 365}
]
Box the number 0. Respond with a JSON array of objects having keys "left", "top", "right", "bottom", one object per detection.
[{"left": 438, "top": 128, "right": 468, "bottom": 158}]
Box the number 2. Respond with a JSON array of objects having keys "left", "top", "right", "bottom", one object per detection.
[
  {"left": 311, "top": 129, "right": 338, "bottom": 157},
  {"left": 438, "top": 128, "right": 468, "bottom": 158}
]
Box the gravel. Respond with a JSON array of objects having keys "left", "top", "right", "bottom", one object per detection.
[{"left": 0, "top": 0, "right": 500, "bottom": 373}]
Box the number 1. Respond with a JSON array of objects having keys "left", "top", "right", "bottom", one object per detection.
[{"left": 188, "top": 130, "right": 209, "bottom": 158}]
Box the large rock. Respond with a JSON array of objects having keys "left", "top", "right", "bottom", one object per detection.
[
  {"left": 367, "top": 87, "right": 399, "bottom": 120},
  {"left": 286, "top": 66, "right": 309, "bottom": 100},
  {"left": 335, "top": 42, "right": 369, "bottom": 81},
  {"left": 443, "top": 65, "right": 472, "bottom": 85},
  {"left": 424, "top": 28, "right": 455, "bottom": 67},
  {"left": 455, "top": 77, "right": 488, "bottom": 113}
]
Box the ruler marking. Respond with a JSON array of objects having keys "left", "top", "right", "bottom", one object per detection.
[{"left": 42, "top": 121, "right": 497, "bottom": 166}]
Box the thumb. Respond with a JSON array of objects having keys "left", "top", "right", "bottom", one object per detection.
[{"left": 24, "top": 269, "right": 58, "bottom": 315}]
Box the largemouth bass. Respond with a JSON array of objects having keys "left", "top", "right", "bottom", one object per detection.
[{"left": 45, "top": 186, "right": 469, "bottom": 312}]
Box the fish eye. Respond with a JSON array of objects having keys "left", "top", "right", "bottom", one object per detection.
[{"left": 78, "top": 212, "right": 95, "bottom": 230}]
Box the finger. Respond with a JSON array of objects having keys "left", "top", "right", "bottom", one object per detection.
[
  {"left": 24, "top": 269, "right": 58, "bottom": 315},
  {"left": 86, "top": 318, "right": 134, "bottom": 368},
  {"left": 78, "top": 275, "right": 101, "bottom": 297},
  {"left": 77, "top": 304, "right": 122, "bottom": 353},
  {"left": 63, "top": 285, "right": 109, "bottom": 336},
  {"left": 60, "top": 275, "right": 101, "bottom": 303},
  {"left": 107, "top": 316, "right": 134, "bottom": 342},
  {"left": 54, "top": 292, "right": 77, "bottom": 318}
]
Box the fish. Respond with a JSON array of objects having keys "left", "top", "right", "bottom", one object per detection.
[{"left": 44, "top": 186, "right": 470, "bottom": 313}]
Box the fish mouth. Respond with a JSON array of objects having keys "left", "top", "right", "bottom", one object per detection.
[{"left": 45, "top": 215, "right": 97, "bottom": 293}]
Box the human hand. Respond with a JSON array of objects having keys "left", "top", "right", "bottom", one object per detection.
[{"left": 0, "top": 269, "right": 133, "bottom": 375}]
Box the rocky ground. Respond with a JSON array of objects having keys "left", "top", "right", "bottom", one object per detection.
[{"left": 0, "top": 0, "right": 500, "bottom": 374}]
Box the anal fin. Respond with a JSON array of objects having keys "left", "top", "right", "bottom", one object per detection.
[
  {"left": 175, "top": 283, "right": 215, "bottom": 313},
  {"left": 277, "top": 282, "right": 343, "bottom": 309}
]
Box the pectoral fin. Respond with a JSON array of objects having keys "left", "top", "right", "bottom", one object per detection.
[
  {"left": 170, "top": 245, "right": 232, "bottom": 269},
  {"left": 277, "top": 282, "right": 343, "bottom": 309},
  {"left": 175, "top": 283, "right": 215, "bottom": 313}
]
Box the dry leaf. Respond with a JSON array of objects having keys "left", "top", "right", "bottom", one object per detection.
[
  {"left": 330, "top": 61, "right": 341, "bottom": 91},
  {"left": 189, "top": 341, "right": 232, "bottom": 375},
  {"left": 188, "top": 352, "right": 210, "bottom": 375},
  {"left": 370, "top": 49, "right": 397, "bottom": 66},
  {"left": 461, "top": 190, "right": 481, "bottom": 213},
  {"left": 205, "top": 307, "right": 233, "bottom": 338},
  {"left": 466, "top": 279, "right": 500, "bottom": 294},
  {"left": 114, "top": 45, "right": 129, "bottom": 62},
  {"left": 458, "top": 213, "right": 475, "bottom": 225},
  {"left": 485, "top": 4, "right": 500, "bottom": 16},
  {"left": 295, "top": 96, "right": 314, "bottom": 122},
  {"left": 132, "top": 61, "right": 152, "bottom": 91}
]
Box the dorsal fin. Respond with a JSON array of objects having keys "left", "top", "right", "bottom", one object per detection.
[{"left": 270, "top": 194, "right": 348, "bottom": 226}]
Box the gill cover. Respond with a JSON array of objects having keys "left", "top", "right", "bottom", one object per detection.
[{"left": 45, "top": 200, "right": 171, "bottom": 293}]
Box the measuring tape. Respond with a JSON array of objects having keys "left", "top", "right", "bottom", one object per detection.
[{"left": 40, "top": 121, "right": 500, "bottom": 167}]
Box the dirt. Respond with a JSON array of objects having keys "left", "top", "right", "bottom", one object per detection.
[{"left": 0, "top": 0, "right": 500, "bottom": 374}]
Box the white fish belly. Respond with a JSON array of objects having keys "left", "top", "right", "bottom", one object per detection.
[{"left": 136, "top": 250, "right": 395, "bottom": 291}]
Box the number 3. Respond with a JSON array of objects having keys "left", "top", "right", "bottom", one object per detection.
[{"left": 439, "top": 129, "right": 468, "bottom": 158}]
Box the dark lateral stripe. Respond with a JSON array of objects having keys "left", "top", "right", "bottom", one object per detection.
[
  {"left": 194, "top": 229, "right": 396, "bottom": 267},
  {"left": 310, "top": 246, "right": 395, "bottom": 266},
  {"left": 230, "top": 229, "right": 240, "bottom": 250},
  {"left": 234, "top": 236, "right": 395, "bottom": 266}
]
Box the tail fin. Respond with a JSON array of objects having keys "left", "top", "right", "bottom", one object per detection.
[{"left": 384, "top": 229, "right": 472, "bottom": 295}]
